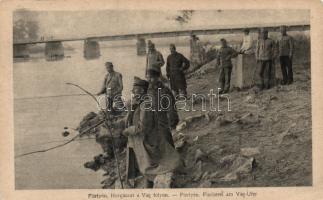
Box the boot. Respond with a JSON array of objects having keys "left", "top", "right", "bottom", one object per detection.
[{"left": 144, "top": 179, "right": 154, "bottom": 188}]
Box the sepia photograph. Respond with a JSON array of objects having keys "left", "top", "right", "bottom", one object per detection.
[{"left": 11, "top": 9, "right": 312, "bottom": 190}]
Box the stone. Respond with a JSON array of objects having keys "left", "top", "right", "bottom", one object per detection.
[
  {"left": 231, "top": 54, "right": 259, "bottom": 89},
  {"left": 240, "top": 147, "right": 260, "bottom": 157},
  {"left": 102, "top": 176, "right": 117, "bottom": 187},
  {"left": 221, "top": 172, "right": 238, "bottom": 182},
  {"left": 206, "top": 145, "right": 221, "bottom": 155},
  {"left": 185, "top": 114, "right": 204, "bottom": 123},
  {"left": 236, "top": 113, "right": 260, "bottom": 125},
  {"left": 220, "top": 157, "right": 256, "bottom": 182},
  {"left": 278, "top": 123, "right": 297, "bottom": 144},
  {"left": 193, "top": 160, "right": 204, "bottom": 182},
  {"left": 153, "top": 172, "right": 173, "bottom": 188},
  {"left": 176, "top": 121, "right": 187, "bottom": 132},
  {"left": 269, "top": 95, "right": 278, "bottom": 101},
  {"left": 198, "top": 180, "right": 212, "bottom": 188},
  {"left": 195, "top": 149, "right": 207, "bottom": 163},
  {"left": 245, "top": 95, "right": 256, "bottom": 104},
  {"left": 193, "top": 171, "right": 204, "bottom": 182},
  {"left": 201, "top": 171, "right": 210, "bottom": 180},
  {"left": 208, "top": 171, "right": 219, "bottom": 179},
  {"left": 215, "top": 116, "right": 232, "bottom": 126},
  {"left": 114, "top": 178, "right": 124, "bottom": 189},
  {"left": 219, "top": 154, "right": 237, "bottom": 166},
  {"left": 205, "top": 112, "right": 211, "bottom": 122},
  {"left": 234, "top": 157, "right": 256, "bottom": 175},
  {"left": 175, "top": 138, "right": 187, "bottom": 151},
  {"left": 233, "top": 113, "right": 252, "bottom": 123}
]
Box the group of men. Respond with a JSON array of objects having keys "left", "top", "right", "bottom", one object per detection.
[
  {"left": 146, "top": 41, "right": 191, "bottom": 97},
  {"left": 95, "top": 25, "right": 295, "bottom": 188},
  {"left": 217, "top": 25, "right": 294, "bottom": 93},
  {"left": 96, "top": 42, "right": 187, "bottom": 188}
]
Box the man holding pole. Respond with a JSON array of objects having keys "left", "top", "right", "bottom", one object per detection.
[
  {"left": 97, "top": 62, "right": 123, "bottom": 114},
  {"left": 119, "top": 76, "right": 181, "bottom": 188}
]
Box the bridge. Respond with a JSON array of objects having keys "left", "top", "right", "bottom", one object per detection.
[{"left": 13, "top": 22, "right": 310, "bottom": 60}]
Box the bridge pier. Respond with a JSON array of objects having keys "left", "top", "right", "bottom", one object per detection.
[
  {"left": 189, "top": 36, "right": 206, "bottom": 71},
  {"left": 136, "top": 38, "right": 146, "bottom": 56},
  {"left": 45, "top": 41, "right": 64, "bottom": 61},
  {"left": 13, "top": 44, "right": 30, "bottom": 59},
  {"left": 84, "top": 39, "right": 100, "bottom": 59}
]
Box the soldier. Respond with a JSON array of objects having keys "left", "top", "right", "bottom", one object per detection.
[
  {"left": 278, "top": 25, "right": 294, "bottom": 85},
  {"left": 239, "top": 28, "right": 254, "bottom": 54},
  {"left": 190, "top": 35, "right": 206, "bottom": 69},
  {"left": 97, "top": 62, "right": 123, "bottom": 114},
  {"left": 217, "top": 38, "right": 238, "bottom": 94},
  {"left": 166, "top": 44, "right": 190, "bottom": 97},
  {"left": 120, "top": 77, "right": 181, "bottom": 188},
  {"left": 146, "top": 42, "right": 165, "bottom": 77},
  {"left": 146, "top": 68, "right": 179, "bottom": 147},
  {"left": 255, "top": 29, "right": 276, "bottom": 90}
]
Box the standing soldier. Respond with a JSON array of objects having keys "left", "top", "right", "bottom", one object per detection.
[
  {"left": 278, "top": 25, "right": 294, "bottom": 85},
  {"left": 255, "top": 29, "right": 276, "bottom": 90},
  {"left": 146, "top": 68, "right": 179, "bottom": 146},
  {"left": 217, "top": 38, "right": 238, "bottom": 94},
  {"left": 120, "top": 76, "right": 181, "bottom": 188},
  {"left": 97, "top": 62, "right": 123, "bottom": 114},
  {"left": 190, "top": 35, "right": 206, "bottom": 69},
  {"left": 146, "top": 42, "right": 165, "bottom": 77},
  {"left": 166, "top": 44, "right": 190, "bottom": 97},
  {"left": 239, "top": 28, "right": 254, "bottom": 54}
]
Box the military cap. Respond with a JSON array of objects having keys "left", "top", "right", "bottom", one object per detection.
[
  {"left": 133, "top": 76, "right": 149, "bottom": 89},
  {"left": 105, "top": 62, "right": 113, "bottom": 67},
  {"left": 220, "top": 38, "right": 227, "bottom": 43},
  {"left": 147, "top": 68, "right": 161, "bottom": 77}
]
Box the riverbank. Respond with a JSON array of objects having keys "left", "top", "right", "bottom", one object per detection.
[
  {"left": 172, "top": 59, "right": 311, "bottom": 187},
  {"left": 93, "top": 54, "right": 311, "bottom": 188}
]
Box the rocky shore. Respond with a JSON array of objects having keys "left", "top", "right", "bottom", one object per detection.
[{"left": 80, "top": 48, "right": 311, "bottom": 188}]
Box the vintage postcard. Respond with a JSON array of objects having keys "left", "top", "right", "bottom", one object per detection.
[{"left": 0, "top": 0, "right": 323, "bottom": 200}]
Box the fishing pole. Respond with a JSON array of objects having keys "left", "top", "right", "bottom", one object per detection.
[
  {"left": 15, "top": 137, "right": 96, "bottom": 150},
  {"left": 15, "top": 119, "right": 105, "bottom": 158},
  {"left": 66, "top": 82, "right": 124, "bottom": 189}
]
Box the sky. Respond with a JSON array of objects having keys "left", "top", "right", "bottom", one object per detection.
[{"left": 14, "top": 9, "right": 310, "bottom": 40}]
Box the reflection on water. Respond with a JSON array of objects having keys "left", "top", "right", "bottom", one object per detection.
[{"left": 14, "top": 41, "right": 189, "bottom": 189}]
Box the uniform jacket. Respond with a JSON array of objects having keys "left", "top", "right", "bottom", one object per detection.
[
  {"left": 240, "top": 34, "right": 255, "bottom": 54},
  {"left": 256, "top": 38, "right": 275, "bottom": 60},
  {"left": 278, "top": 35, "right": 294, "bottom": 57},
  {"left": 99, "top": 71, "right": 123, "bottom": 97},
  {"left": 123, "top": 102, "right": 181, "bottom": 181},
  {"left": 216, "top": 46, "right": 238, "bottom": 68},
  {"left": 166, "top": 52, "right": 190, "bottom": 91},
  {"left": 146, "top": 50, "right": 165, "bottom": 74}
]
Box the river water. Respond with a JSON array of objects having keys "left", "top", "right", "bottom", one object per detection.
[{"left": 14, "top": 40, "right": 190, "bottom": 189}]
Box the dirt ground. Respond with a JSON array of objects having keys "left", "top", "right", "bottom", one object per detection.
[
  {"left": 172, "top": 60, "right": 312, "bottom": 188},
  {"left": 92, "top": 56, "right": 311, "bottom": 189}
]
